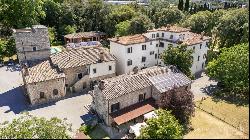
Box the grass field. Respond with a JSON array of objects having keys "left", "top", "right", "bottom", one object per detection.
[
  {"left": 195, "top": 97, "right": 249, "bottom": 135},
  {"left": 184, "top": 108, "right": 248, "bottom": 139}
]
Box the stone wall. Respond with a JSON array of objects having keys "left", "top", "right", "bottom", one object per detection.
[
  {"left": 26, "top": 77, "right": 66, "bottom": 105},
  {"left": 97, "top": 87, "right": 152, "bottom": 126},
  {"left": 14, "top": 26, "right": 50, "bottom": 64},
  {"left": 64, "top": 65, "right": 115, "bottom": 94}
]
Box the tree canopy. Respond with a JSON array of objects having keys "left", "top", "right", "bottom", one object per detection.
[
  {"left": 206, "top": 43, "right": 249, "bottom": 98},
  {"left": 137, "top": 109, "right": 183, "bottom": 139},
  {"left": 212, "top": 8, "right": 249, "bottom": 48},
  {"left": 162, "top": 45, "right": 193, "bottom": 78},
  {"left": 154, "top": 8, "right": 185, "bottom": 28},
  {"left": 0, "top": 0, "right": 45, "bottom": 29},
  {"left": 0, "top": 113, "right": 71, "bottom": 139}
]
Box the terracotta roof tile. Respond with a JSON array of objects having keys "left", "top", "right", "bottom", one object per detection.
[
  {"left": 110, "top": 98, "right": 156, "bottom": 125},
  {"left": 182, "top": 32, "right": 210, "bottom": 45},
  {"left": 50, "top": 45, "right": 116, "bottom": 69},
  {"left": 64, "top": 31, "right": 106, "bottom": 39},
  {"left": 23, "top": 60, "right": 65, "bottom": 84},
  {"left": 101, "top": 66, "right": 167, "bottom": 100},
  {"left": 148, "top": 25, "right": 191, "bottom": 33},
  {"left": 109, "top": 34, "right": 150, "bottom": 45}
]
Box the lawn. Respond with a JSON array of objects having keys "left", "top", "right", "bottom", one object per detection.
[
  {"left": 87, "top": 125, "right": 110, "bottom": 139},
  {"left": 184, "top": 108, "right": 248, "bottom": 139},
  {"left": 195, "top": 97, "right": 249, "bottom": 135}
]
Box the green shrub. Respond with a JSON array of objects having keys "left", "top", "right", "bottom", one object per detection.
[{"left": 79, "top": 125, "right": 93, "bottom": 135}]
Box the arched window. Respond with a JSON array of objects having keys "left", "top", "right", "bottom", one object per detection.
[{"left": 53, "top": 89, "right": 58, "bottom": 95}]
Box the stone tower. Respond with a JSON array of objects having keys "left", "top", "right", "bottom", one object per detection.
[{"left": 13, "top": 25, "right": 50, "bottom": 64}]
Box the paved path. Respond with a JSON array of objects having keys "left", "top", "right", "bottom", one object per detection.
[
  {"left": 0, "top": 65, "right": 93, "bottom": 134},
  {"left": 191, "top": 72, "right": 218, "bottom": 101}
]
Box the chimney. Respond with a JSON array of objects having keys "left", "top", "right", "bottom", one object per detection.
[
  {"left": 22, "top": 63, "right": 29, "bottom": 76},
  {"left": 133, "top": 66, "right": 139, "bottom": 74},
  {"left": 99, "top": 80, "right": 105, "bottom": 90},
  {"left": 99, "top": 51, "right": 104, "bottom": 62},
  {"left": 201, "top": 31, "right": 205, "bottom": 40}
]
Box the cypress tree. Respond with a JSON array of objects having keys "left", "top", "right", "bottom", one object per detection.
[
  {"left": 184, "top": 0, "right": 190, "bottom": 11},
  {"left": 178, "top": 0, "right": 184, "bottom": 11}
]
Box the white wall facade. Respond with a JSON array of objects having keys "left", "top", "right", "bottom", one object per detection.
[
  {"left": 110, "top": 30, "right": 209, "bottom": 75},
  {"left": 89, "top": 61, "right": 116, "bottom": 78}
]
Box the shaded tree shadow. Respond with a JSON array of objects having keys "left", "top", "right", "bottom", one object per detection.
[
  {"left": 0, "top": 85, "right": 92, "bottom": 115},
  {"left": 0, "top": 86, "right": 29, "bottom": 114},
  {"left": 200, "top": 84, "right": 248, "bottom": 106}
]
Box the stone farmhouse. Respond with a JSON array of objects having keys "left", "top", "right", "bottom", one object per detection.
[
  {"left": 13, "top": 25, "right": 50, "bottom": 64},
  {"left": 14, "top": 25, "right": 116, "bottom": 105},
  {"left": 90, "top": 66, "right": 191, "bottom": 136},
  {"left": 109, "top": 25, "right": 211, "bottom": 75}
]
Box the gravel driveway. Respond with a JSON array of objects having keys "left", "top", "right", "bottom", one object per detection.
[
  {"left": 191, "top": 72, "right": 218, "bottom": 101},
  {"left": 0, "top": 65, "right": 93, "bottom": 133}
]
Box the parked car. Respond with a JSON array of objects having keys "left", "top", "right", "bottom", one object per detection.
[{"left": 7, "top": 59, "right": 14, "bottom": 66}]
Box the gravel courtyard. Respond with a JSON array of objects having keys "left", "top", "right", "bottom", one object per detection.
[
  {"left": 0, "top": 65, "right": 217, "bottom": 135},
  {"left": 0, "top": 65, "right": 92, "bottom": 133}
]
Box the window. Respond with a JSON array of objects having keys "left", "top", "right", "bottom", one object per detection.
[
  {"left": 33, "top": 47, "right": 36, "bottom": 51},
  {"left": 109, "top": 65, "right": 112, "bottom": 71},
  {"left": 206, "top": 42, "right": 209, "bottom": 47},
  {"left": 170, "top": 35, "right": 173, "bottom": 39},
  {"left": 158, "top": 53, "right": 161, "bottom": 59},
  {"left": 203, "top": 54, "right": 207, "bottom": 59},
  {"left": 93, "top": 68, "right": 97, "bottom": 73},
  {"left": 127, "top": 47, "right": 132, "bottom": 53},
  {"left": 162, "top": 33, "right": 164, "bottom": 37},
  {"left": 53, "top": 89, "right": 58, "bottom": 95},
  {"left": 111, "top": 102, "right": 120, "bottom": 112},
  {"left": 152, "top": 34, "right": 155, "bottom": 38},
  {"left": 193, "top": 46, "right": 195, "bottom": 51},
  {"left": 142, "top": 56, "right": 146, "bottom": 62},
  {"left": 139, "top": 93, "right": 146, "bottom": 102},
  {"left": 78, "top": 73, "right": 83, "bottom": 79},
  {"left": 156, "top": 33, "right": 159, "bottom": 37},
  {"left": 40, "top": 92, "right": 45, "bottom": 99},
  {"left": 202, "top": 62, "right": 204, "bottom": 68},
  {"left": 155, "top": 54, "right": 157, "bottom": 59},
  {"left": 142, "top": 45, "right": 146, "bottom": 50},
  {"left": 156, "top": 44, "right": 158, "bottom": 47},
  {"left": 200, "top": 44, "right": 202, "bottom": 49},
  {"left": 127, "top": 59, "right": 132, "bottom": 66},
  {"left": 150, "top": 51, "right": 154, "bottom": 55},
  {"left": 198, "top": 56, "right": 200, "bottom": 61},
  {"left": 159, "top": 42, "right": 164, "bottom": 48},
  {"left": 150, "top": 41, "right": 152, "bottom": 45}
]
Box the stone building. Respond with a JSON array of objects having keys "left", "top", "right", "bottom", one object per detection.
[
  {"left": 64, "top": 31, "right": 107, "bottom": 44},
  {"left": 21, "top": 44, "right": 116, "bottom": 105},
  {"left": 90, "top": 66, "right": 191, "bottom": 137},
  {"left": 21, "top": 60, "right": 66, "bottom": 105},
  {"left": 50, "top": 45, "right": 116, "bottom": 94},
  {"left": 13, "top": 25, "right": 50, "bottom": 64},
  {"left": 109, "top": 25, "right": 210, "bottom": 75}
]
